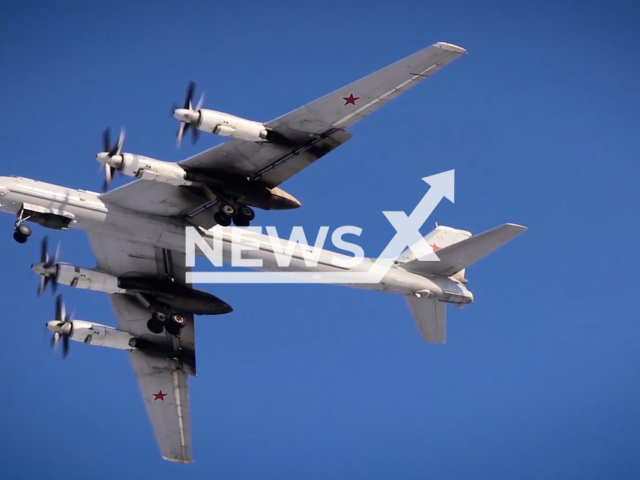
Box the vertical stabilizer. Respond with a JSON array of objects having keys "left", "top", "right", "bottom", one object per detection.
[{"left": 397, "top": 225, "right": 471, "bottom": 281}]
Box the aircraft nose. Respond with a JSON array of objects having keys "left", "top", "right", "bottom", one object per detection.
[{"left": 0, "top": 177, "right": 11, "bottom": 198}]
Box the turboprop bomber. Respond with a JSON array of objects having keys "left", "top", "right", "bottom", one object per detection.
[
  {"left": 0, "top": 42, "right": 524, "bottom": 464},
  {"left": 0, "top": 170, "right": 525, "bottom": 463}
]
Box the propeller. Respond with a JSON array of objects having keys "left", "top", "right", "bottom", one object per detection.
[
  {"left": 34, "top": 236, "right": 60, "bottom": 296},
  {"left": 172, "top": 81, "right": 204, "bottom": 146},
  {"left": 97, "top": 127, "right": 126, "bottom": 192},
  {"left": 48, "top": 295, "right": 74, "bottom": 359}
]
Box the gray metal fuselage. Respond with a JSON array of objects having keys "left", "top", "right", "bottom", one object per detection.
[{"left": 0, "top": 176, "right": 454, "bottom": 298}]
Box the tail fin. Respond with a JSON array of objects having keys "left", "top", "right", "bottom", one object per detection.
[
  {"left": 398, "top": 225, "right": 471, "bottom": 261},
  {"left": 397, "top": 225, "right": 471, "bottom": 281},
  {"left": 401, "top": 223, "right": 527, "bottom": 278},
  {"left": 405, "top": 296, "right": 447, "bottom": 343}
]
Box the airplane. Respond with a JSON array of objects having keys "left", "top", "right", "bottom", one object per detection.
[
  {"left": 3, "top": 171, "right": 526, "bottom": 463},
  {"left": 0, "top": 42, "right": 525, "bottom": 464}
]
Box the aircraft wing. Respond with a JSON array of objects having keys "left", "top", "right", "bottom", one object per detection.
[
  {"left": 87, "top": 233, "right": 195, "bottom": 463},
  {"left": 98, "top": 181, "right": 211, "bottom": 217},
  {"left": 180, "top": 42, "right": 466, "bottom": 187},
  {"left": 264, "top": 42, "right": 467, "bottom": 135},
  {"left": 99, "top": 42, "right": 465, "bottom": 215},
  {"left": 127, "top": 347, "right": 192, "bottom": 463}
]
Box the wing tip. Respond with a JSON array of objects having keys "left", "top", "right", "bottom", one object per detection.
[
  {"left": 162, "top": 455, "right": 194, "bottom": 464},
  {"left": 503, "top": 223, "right": 528, "bottom": 233},
  {"left": 434, "top": 42, "right": 467, "bottom": 54}
]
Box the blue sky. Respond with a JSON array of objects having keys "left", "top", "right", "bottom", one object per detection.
[{"left": 1, "top": 1, "right": 639, "bottom": 478}]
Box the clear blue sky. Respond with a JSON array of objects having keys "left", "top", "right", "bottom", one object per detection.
[{"left": 1, "top": 1, "right": 639, "bottom": 478}]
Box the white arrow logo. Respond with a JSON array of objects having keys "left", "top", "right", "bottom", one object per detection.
[{"left": 188, "top": 170, "right": 454, "bottom": 284}]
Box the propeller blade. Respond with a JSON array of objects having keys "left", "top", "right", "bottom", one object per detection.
[
  {"left": 177, "top": 122, "right": 186, "bottom": 147},
  {"left": 62, "top": 336, "right": 69, "bottom": 359},
  {"left": 51, "top": 243, "right": 60, "bottom": 267},
  {"left": 42, "top": 239, "right": 59, "bottom": 269},
  {"left": 55, "top": 295, "right": 61, "bottom": 320},
  {"left": 115, "top": 127, "right": 125, "bottom": 155},
  {"left": 103, "top": 165, "right": 113, "bottom": 192},
  {"left": 195, "top": 92, "right": 205, "bottom": 111},
  {"left": 100, "top": 127, "right": 123, "bottom": 190},
  {"left": 102, "top": 128, "right": 111, "bottom": 153},
  {"left": 184, "top": 81, "right": 196, "bottom": 110},
  {"left": 191, "top": 126, "right": 200, "bottom": 145},
  {"left": 38, "top": 276, "right": 48, "bottom": 297},
  {"left": 108, "top": 139, "right": 118, "bottom": 156},
  {"left": 36, "top": 236, "right": 61, "bottom": 296},
  {"left": 51, "top": 331, "right": 59, "bottom": 347},
  {"left": 40, "top": 236, "right": 48, "bottom": 264},
  {"left": 55, "top": 295, "right": 64, "bottom": 321}
]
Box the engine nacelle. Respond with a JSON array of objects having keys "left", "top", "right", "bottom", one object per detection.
[
  {"left": 98, "top": 152, "right": 192, "bottom": 186},
  {"left": 198, "top": 109, "right": 269, "bottom": 142},
  {"left": 116, "top": 154, "right": 193, "bottom": 186},
  {"left": 56, "top": 264, "right": 126, "bottom": 294},
  {"left": 67, "top": 320, "right": 136, "bottom": 350}
]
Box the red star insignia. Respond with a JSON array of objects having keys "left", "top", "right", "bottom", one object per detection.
[
  {"left": 431, "top": 244, "right": 441, "bottom": 251},
  {"left": 152, "top": 390, "right": 167, "bottom": 401},
  {"left": 342, "top": 93, "right": 359, "bottom": 106}
]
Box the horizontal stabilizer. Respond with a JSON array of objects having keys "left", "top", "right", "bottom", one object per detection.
[
  {"left": 405, "top": 296, "right": 447, "bottom": 343},
  {"left": 401, "top": 223, "right": 527, "bottom": 277}
]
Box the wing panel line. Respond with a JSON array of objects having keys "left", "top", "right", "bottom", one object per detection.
[{"left": 172, "top": 370, "right": 187, "bottom": 458}]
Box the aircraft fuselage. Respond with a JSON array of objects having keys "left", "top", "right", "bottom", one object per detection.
[{"left": 0, "top": 176, "right": 467, "bottom": 301}]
